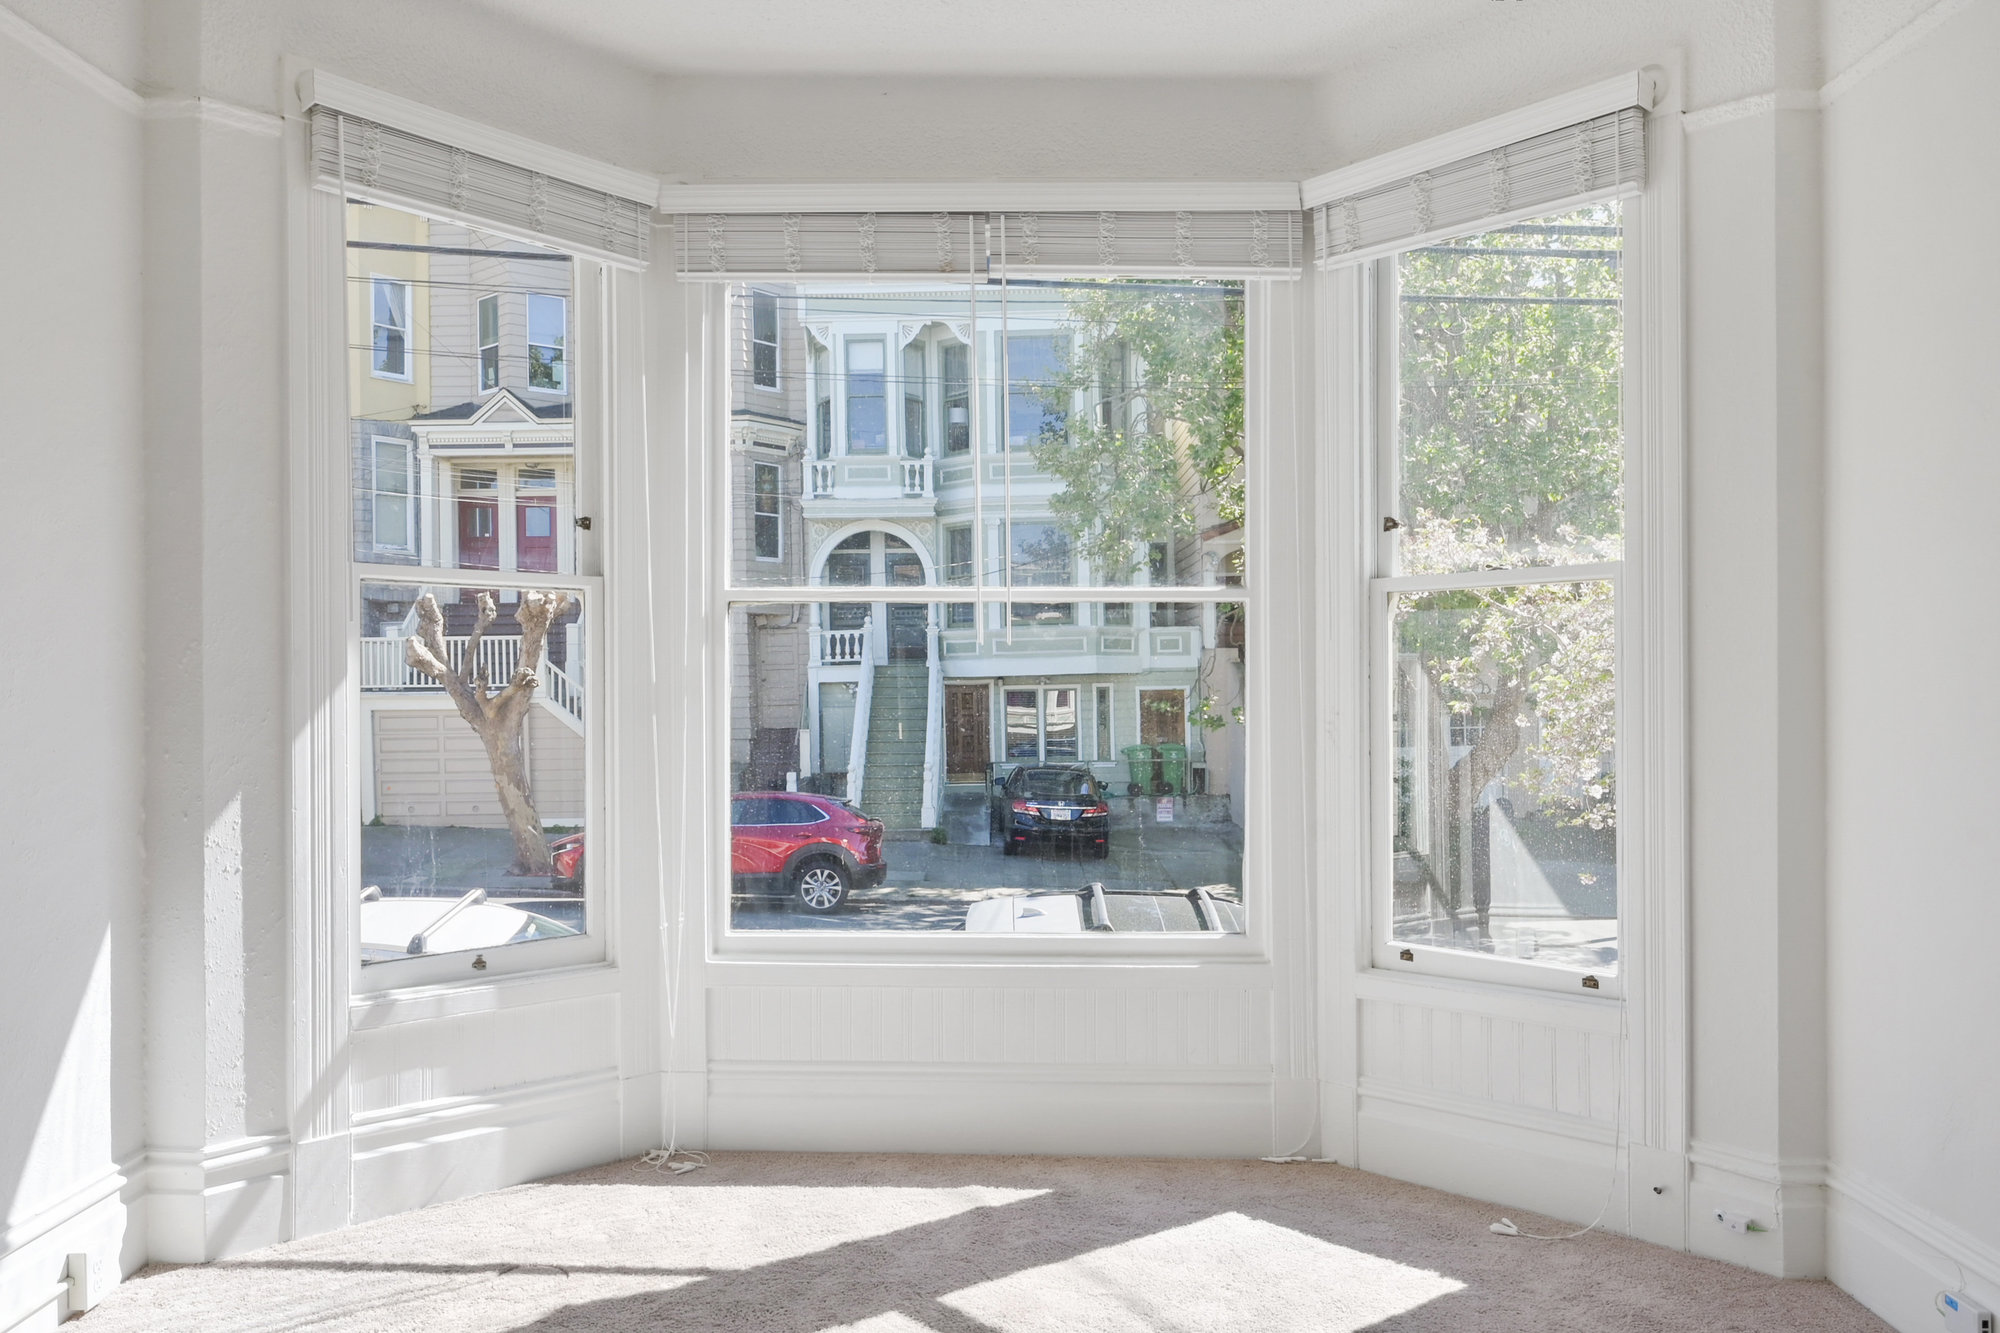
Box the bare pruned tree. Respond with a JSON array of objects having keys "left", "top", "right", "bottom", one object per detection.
[{"left": 404, "top": 589, "right": 573, "bottom": 875}]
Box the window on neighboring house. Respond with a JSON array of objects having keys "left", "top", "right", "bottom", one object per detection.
[
  {"left": 371, "top": 277, "right": 412, "bottom": 381},
  {"left": 477, "top": 294, "right": 500, "bottom": 391},
  {"left": 527, "top": 292, "right": 565, "bottom": 392},
  {"left": 1381, "top": 199, "right": 1626, "bottom": 980},
  {"left": 753, "top": 462, "right": 781, "bottom": 560},
  {"left": 1095, "top": 684, "right": 1114, "bottom": 760},
  {"left": 1005, "top": 687, "right": 1080, "bottom": 762},
  {"left": 942, "top": 341, "right": 969, "bottom": 453},
  {"left": 945, "top": 524, "right": 975, "bottom": 627},
  {"left": 812, "top": 343, "right": 832, "bottom": 459},
  {"left": 371, "top": 438, "right": 414, "bottom": 552},
  {"left": 846, "top": 338, "right": 887, "bottom": 454},
  {"left": 1103, "top": 603, "right": 1133, "bottom": 627},
  {"left": 1009, "top": 522, "right": 1072, "bottom": 626},
  {"left": 751, "top": 291, "right": 779, "bottom": 389},
  {"left": 1006, "top": 333, "right": 1064, "bottom": 448},
  {"left": 903, "top": 342, "right": 927, "bottom": 458}
]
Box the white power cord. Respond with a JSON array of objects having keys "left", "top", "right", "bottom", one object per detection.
[
  {"left": 1490, "top": 995, "right": 1629, "bottom": 1241},
  {"left": 630, "top": 272, "right": 704, "bottom": 1179}
]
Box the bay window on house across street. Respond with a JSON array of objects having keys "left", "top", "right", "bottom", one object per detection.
[
  {"left": 751, "top": 289, "right": 780, "bottom": 389},
  {"left": 702, "top": 238, "right": 1274, "bottom": 936},
  {"left": 341, "top": 192, "right": 598, "bottom": 985}
]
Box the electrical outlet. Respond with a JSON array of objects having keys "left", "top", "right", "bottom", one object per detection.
[
  {"left": 1713, "top": 1210, "right": 1763, "bottom": 1235},
  {"left": 65, "top": 1253, "right": 95, "bottom": 1311},
  {"left": 1939, "top": 1291, "right": 1994, "bottom": 1333}
]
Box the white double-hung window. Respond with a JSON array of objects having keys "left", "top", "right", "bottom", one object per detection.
[
  {"left": 1312, "top": 98, "right": 1667, "bottom": 994},
  {"left": 305, "top": 99, "right": 649, "bottom": 987},
  {"left": 682, "top": 204, "right": 1301, "bottom": 941}
]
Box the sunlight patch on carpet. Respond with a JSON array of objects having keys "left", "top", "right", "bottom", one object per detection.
[{"left": 938, "top": 1211, "right": 1463, "bottom": 1332}]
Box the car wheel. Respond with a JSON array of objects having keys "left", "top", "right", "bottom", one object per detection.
[
  {"left": 1093, "top": 840, "right": 1110, "bottom": 860},
  {"left": 795, "top": 858, "right": 849, "bottom": 912},
  {"left": 1002, "top": 834, "right": 1020, "bottom": 857}
]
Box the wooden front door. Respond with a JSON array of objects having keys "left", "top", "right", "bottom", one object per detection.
[
  {"left": 945, "top": 684, "right": 990, "bottom": 783},
  {"left": 457, "top": 499, "right": 499, "bottom": 569}
]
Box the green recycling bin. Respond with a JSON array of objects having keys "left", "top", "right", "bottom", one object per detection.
[
  {"left": 1121, "top": 745, "right": 1159, "bottom": 795},
  {"left": 1157, "top": 742, "right": 1189, "bottom": 795}
]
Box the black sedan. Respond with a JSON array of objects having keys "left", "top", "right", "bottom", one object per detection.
[{"left": 990, "top": 765, "right": 1111, "bottom": 858}]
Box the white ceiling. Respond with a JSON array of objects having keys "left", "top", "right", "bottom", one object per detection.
[{"left": 454, "top": 0, "right": 1423, "bottom": 78}]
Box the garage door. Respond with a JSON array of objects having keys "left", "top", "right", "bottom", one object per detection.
[{"left": 375, "top": 711, "right": 506, "bottom": 827}]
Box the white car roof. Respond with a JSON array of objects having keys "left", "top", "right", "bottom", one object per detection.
[{"left": 360, "top": 898, "right": 576, "bottom": 958}]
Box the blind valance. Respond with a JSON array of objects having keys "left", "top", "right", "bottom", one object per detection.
[
  {"left": 676, "top": 208, "right": 1303, "bottom": 281},
  {"left": 1313, "top": 107, "right": 1645, "bottom": 266},
  {"left": 308, "top": 107, "right": 652, "bottom": 265}
]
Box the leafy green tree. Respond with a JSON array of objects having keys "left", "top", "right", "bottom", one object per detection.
[{"left": 1026, "top": 281, "right": 1244, "bottom": 582}]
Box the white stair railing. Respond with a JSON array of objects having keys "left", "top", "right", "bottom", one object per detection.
[
  {"left": 845, "top": 616, "right": 874, "bottom": 806},
  {"left": 900, "top": 457, "right": 932, "bottom": 497},
  {"left": 919, "top": 613, "right": 944, "bottom": 828},
  {"left": 539, "top": 660, "right": 585, "bottom": 733},
  {"left": 360, "top": 635, "right": 528, "bottom": 691},
  {"left": 818, "top": 627, "right": 868, "bottom": 663}
]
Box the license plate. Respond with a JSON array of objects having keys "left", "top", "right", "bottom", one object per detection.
[{"left": 1047, "top": 807, "right": 1073, "bottom": 821}]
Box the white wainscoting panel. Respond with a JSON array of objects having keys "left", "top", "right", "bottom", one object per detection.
[
  {"left": 351, "top": 993, "right": 621, "bottom": 1114},
  {"left": 709, "top": 984, "right": 1271, "bottom": 1069},
  {"left": 1359, "top": 997, "right": 1620, "bottom": 1125},
  {"left": 705, "top": 984, "right": 1277, "bottom": 1157}
]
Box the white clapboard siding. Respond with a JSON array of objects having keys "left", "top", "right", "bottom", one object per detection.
[{"left": 375, "top": 707, "right": 584, "bottom": 826}]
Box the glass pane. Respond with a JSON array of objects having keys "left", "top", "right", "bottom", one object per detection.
[
  {"left": 1395, "top": 201, "right": 1624, "bottom": 574},
  {"left": 724, "top": 282, "right": 1244, "bottom": 592},
  {"left": 359, "top": 580, "right": 587, "bottom": 964},
  {"left": 347, "top": 201, "right": 576, "bottom": 573},
  {"left": 1390, "top": 580, "right": 1617, "bottom": 972},
  {"left": 725, "top": 600, "right": 1245, "bottom": 932}
]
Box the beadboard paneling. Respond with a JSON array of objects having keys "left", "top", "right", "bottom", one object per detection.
[
  {"left": 1360, "top": 997, "right": 1618, "bottom": 1126},
  {"left": 351, "top": 993, "right": 621, "bottom": 1113},
  {"left": 708, "top": 984, "right": 1271, "bottom": 1071}
]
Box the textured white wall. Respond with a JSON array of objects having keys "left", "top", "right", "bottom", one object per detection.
[
  {"left": 1823, "top": 3, "right": 2000, "bottom": 1328},
  {"left": 0, "top": 9, "right": 149, "bottom": 1324}
]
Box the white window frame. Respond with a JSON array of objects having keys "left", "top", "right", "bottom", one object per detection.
[
  {"left": 370, "top": 275, "right": 413, "bottom": 382},
  {"left": 843, "top": 335, "right": 887, "bottom": 455},
  {"left": 369, "top": 435, "right": 416, "bottom": 553},
  {"left": 527, "top": 291, "right": 566, "bottom": 393},
  {"left": 477, "top": 291, "right": 501, "bottom": 393},
  {"left": 327, "top": 198, "right": 610, "bottom": 996},
  {"left": 711, "top": 277, "right": 1288, "bottom": 962},
  {"left": 1316, "top": 106, "right": 1685, "bottom": 1014}
]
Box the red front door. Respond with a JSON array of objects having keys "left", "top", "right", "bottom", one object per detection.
[
  {"left": 458, "top": 499, "right": 498, "bottom": 568},
  {"left": 518, "top": 499, "right": 557, "bottom": 572}
]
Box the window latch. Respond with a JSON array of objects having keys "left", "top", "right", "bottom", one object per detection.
[
  {"left": 1382, "top": 516, "right": 1402, "bottom": 533},
  {"left": 575, "top": 516, "right": 593, "bottom": 531}
]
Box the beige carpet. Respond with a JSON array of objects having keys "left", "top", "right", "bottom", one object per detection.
[{"left": 78, "top": 1153, "right": 1890, "bottom": 1332}]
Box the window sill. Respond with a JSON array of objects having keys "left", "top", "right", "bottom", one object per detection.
[
  {"left": 1359, "top": 955, "right": 1624, "bottom": 1015},
  {"left": 709, "top": 929, "right": 1269, "bottom": 968}
]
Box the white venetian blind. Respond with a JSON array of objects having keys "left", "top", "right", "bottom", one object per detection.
[
  {"left": 1313, "top": 107, "right": 1645, "bottom": 266},
  {"left": 308, "top": 107, "right": 652, "bottom": 265},
  {"left": 676, "top": 209, "right": 1303, "bottom": 280}
]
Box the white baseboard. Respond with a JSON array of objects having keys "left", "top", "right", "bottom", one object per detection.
[
  {"left": 706, "top": 1062, "right": 1274, "bottom": 1157},
  {"left": 349, "top": 1069, "right": 623, "bottom": 1222},
  {"left": 144, "top": 1135, "right": 293, "bottom": 1264},
  {"left": 1687, "top": 1139, "right": 1826, "bottom": 1277},
  {"left": 0, "top": 1159, "right": 141, "bottom": 1333},
  {"left": 1828, "top": 1167, "right": 2000, "bottom": 1333},
  {"left": 1356, "top": 1091, "right": 1631, "bottom": 1233}
]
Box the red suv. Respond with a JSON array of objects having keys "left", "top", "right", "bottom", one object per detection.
[{"left": 731, "top": 792, "right": 886, "bottom": 912}]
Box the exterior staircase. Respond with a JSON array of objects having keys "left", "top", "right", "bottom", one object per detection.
[{"left": 859, "top": 660, "right": 929, "bottom": 829}]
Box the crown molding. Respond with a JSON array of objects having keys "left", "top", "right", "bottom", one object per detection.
[
  {"left": 296, "top": 69, "right": 658, "bottom": 205},
  {"left": 0, "top": 4, "right": 143, "bottom": 114},
  {"left": 656, "top": 180, "right": 1304, "bottom": 215},
  {"left": 1300, "top": 69, "right": 1661, "bottom": 208}
]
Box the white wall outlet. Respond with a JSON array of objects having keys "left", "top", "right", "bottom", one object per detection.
[
  {"left": 1713, "top": 1210, "right": 1762, "bottom": 1234},
  {"left": 65, "top": 1253, "right": 96, "bottom": 1311},
  {"left": 1938, "top": 1291, "right": 1994, "bottom": 1333}
]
